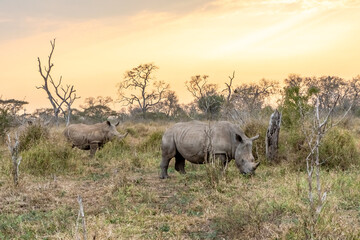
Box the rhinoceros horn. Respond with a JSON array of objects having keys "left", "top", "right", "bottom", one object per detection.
[
  {"left": 119, "top": 132, "right": 128, "bottom": 139},
  {"left": 250, "top": 135, "right": 259, "bottom": 141},
  {"left": 254, "top": 162, "right": 260, "bottom": 170}
]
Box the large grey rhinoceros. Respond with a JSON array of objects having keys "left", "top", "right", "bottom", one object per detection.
[
  {"left": 160, "top": 121, "right": 259, "bottom": 179},
  {"left": 63, "top": 120, "right": 128, "bottom": 156}
]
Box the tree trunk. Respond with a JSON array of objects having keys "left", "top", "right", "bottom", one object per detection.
[
  {"left": 266, "top": 109, "right": 281, "bottom": 162},
  {"left": 66, "top": 107, "right": 71, "bottom": 126}
]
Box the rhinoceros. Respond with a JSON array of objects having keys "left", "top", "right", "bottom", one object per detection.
[
  {"left": 160, "top": 121, "right": 259, "bottom": 179},
  {"left": 63, "top": 120, "right": 128, "bottom": 156}
]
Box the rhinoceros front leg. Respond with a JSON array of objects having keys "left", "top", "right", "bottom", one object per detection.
[
  {"left": 89, "top": 143, "right": 99, "bottom": 157},
  {"left": 160, "top": 156, "right": 171, "bottom": 179}
]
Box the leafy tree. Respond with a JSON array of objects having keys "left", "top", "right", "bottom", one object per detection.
[
  {"left": 185, "top": 75, "right": 223, "bottom": 119},
  {"left": 232, "top": 78, "right": 279, "bottom": 112},
  {"left": 82, "top": 105, "right": 116, "bottom": 122},
  {"left": 80, "top": 96, "right": 116, "bottom": 122},
  {"left": 185, "top": 75, "right": 217, "bottom": 100},
  {"left": 198, "top": 94, "right": 225, "bottom": 120},
  {"left": 281, "top": 84, "right": 318, "bottom": 129},
  {"left": 118, "top": 63, "right": 170, "bottom": 118},
  {"left": 0, "top": 98, "right": 28, "bottom": 116},
  {"left": 0, "top": 98, "right": 29, "bottom": 138},
  {"left": 153, "top": 90, "right": 183, "bottom": 118}
]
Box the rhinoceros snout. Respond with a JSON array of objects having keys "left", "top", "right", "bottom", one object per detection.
[{"left": 241, "top": 162, "right": 260, "bottom": 175}]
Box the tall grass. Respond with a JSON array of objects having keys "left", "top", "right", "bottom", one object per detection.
[
  {"left": 1, "top": 120, "right": 360, "bottom": 239},
  {"left": 21, "top": 133, "right": 81, "bottom": 176},
  {"left": 18, "top": 123, "right": 49, "bottom": 152}
]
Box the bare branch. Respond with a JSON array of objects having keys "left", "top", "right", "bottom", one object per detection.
[{"left": 37, "top": 39, "right": 79, "bottom": 126}]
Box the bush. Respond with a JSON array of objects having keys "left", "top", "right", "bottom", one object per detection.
[
  {"left": 281, "top": 127, "right": 360, "bottom": 170},
  {"left": 320, "top": 127, "right": 360, "bottom": 170},
  {"left": 21, "top": 138, "right": 78, "bottom": 176},
  {"left": 96, "top": 139, "right": 130, "bottom": 162},
  {"left": 278, "top": 127, "right": 309, "bottom": 167},
  {"left": 137, "top": 131, "right": 163, "bottom": 153},
  {"left": 19, "top": 123, "right": 49, "bottom": 152}
]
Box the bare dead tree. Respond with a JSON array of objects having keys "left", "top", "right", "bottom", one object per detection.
[
  {"left": 299, "top": 92, "right": 357, "bottom": 238},
  {"left": 266, "top": 109, "right": 281, "bottom": 162},
  {"left": 59, "top": 84, "right": 80, "bottom": 126},
  {"left": 118, "top": 63, "right": 169, "bottom": 118},
  {"left": 75, "top": 195, "right": 87, "bottom": 240},
  {"left": 222, "top": 71, "right": 235, "bottom": 104},
  {"left": 6, "top": 132, "right": 22, "bottom": 186},
  {"left": 37, "top": 39, "right": 79, "bottom": 125}
]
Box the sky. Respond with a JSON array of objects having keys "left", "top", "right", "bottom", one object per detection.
[{"left": 1, "top": 0, "right": 360, "bottom": 112}]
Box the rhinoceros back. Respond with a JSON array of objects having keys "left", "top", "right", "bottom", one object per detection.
[{"left": 64, "top": 123, "right": 106, "bottom": 147}]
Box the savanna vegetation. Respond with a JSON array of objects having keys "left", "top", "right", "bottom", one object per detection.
[{"left": 1, "top": 40, "right": 360, "bottom": 239}]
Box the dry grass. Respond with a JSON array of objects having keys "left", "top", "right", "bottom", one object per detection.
[{"left": 0, "top": 121, "right": 360, "bottom": 239}]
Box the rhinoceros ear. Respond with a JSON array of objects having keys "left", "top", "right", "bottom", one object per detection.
[
  {"left": 115, "top": 121, "right": 120, "bottom": 127},
  {"left": 106, "top": 120, "right": 111, "bottom": 126},
  {"left": 235, "top": 134, "right": 243, "bottom": 143}
]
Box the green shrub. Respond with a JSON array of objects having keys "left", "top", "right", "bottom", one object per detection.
[
  {"left": 96, "top": 139, "right": 130, "bottom": 162},
  {"left": 282, "top": 127, "right": 360, "bottom": 170},
  {"left": 19, "top": 123, "right": 49, "bottom": 152},
  {"left": 21, "top": 138, "right": 78, "bottom": 176},
  {"left": 243, "top": 120, "right": 267, "bottom": 162},
  {"left": 125, "top": 127, "right": 137, "bottom": 137},
  {"left": 320, "top": 128, "right": 360, "bottom": 170},
  {"left": 137, "top": 131, "right": 163, "bottom": 153},
  {"left": 279, "top": 127, "right": 309, "bottom": 167}
]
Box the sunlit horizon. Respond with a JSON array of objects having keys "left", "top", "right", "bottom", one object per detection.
[{"left": 1, "top": 0, "right": 360, "bottom": 112}]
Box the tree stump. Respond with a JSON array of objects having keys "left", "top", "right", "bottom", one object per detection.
[{"left": 266, "top": 109, "right": 281, "bottom": 162}]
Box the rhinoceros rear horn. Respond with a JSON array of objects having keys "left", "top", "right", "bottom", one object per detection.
[
  {"left": 250, "top": 135, "right": 259, "bottom": 141},
  {"left": 115, "top": 121, "right": 120, "bottom": 127}
]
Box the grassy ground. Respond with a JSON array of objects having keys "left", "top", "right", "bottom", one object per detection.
[{"left": 0, "top": 121, "right": 360, "bottom": 239}]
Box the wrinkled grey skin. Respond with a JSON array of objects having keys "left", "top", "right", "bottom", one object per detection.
[
  {"left": 63, "top": 120, "right": 128, "bottom": 156},
  {"left": 160, "top": 121, "right": 260, "bottom": 179}
]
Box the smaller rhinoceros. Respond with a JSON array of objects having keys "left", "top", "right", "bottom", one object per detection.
[
  {"left": 63, "top": 120, "right": 128, "bottom": 156},
  {"left": 160, "top": 121, "right": 259, "bottom": 179}
]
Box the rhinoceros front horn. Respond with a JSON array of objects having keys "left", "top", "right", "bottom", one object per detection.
[
  {"left": 254, "top": 162, "right": 260, "bottom": 170},
  {"left": 119, "top": 132, "right": 128, "bottom": 139},
  {"left": 250, "top": 135, "right": 259, "bottom": 141}
]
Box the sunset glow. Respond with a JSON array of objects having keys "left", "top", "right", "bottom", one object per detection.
[{"left": 1, "top": 0, "right": 360, "bottom": 112}]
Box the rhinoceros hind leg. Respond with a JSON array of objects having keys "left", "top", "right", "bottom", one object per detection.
[{"left": 175, "top": 153, "right": 186, "bottom": 174}]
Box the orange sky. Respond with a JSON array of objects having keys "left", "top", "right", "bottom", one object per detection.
[{"left": 1, "top": 0, "right": 360, "bottom": 112}]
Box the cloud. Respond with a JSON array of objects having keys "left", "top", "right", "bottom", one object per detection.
[{"left": 203, "top": 0, "right": 360, "bottom": 15}]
